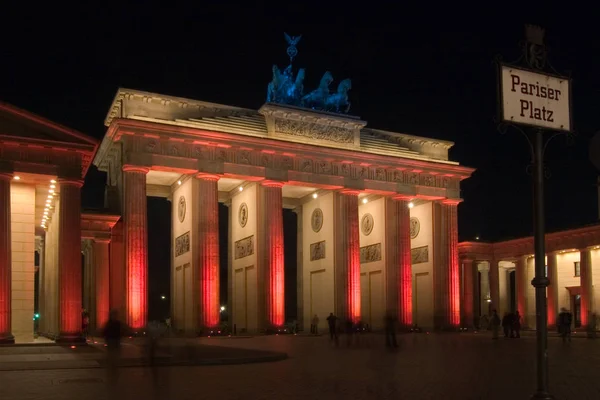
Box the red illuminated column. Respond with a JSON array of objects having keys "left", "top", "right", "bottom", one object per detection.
[
  {"left": 434, "top": 200, "right": 461, "bottom": 329},
  {"left": 489, "top": 260, "right": 500, "bottom": 313},
  {"left": 461, "top": 258, "right": 476, "bottom": 328},
  {"left": 386, "top": 197, "right": 412, "bottom": 329},
  {"left": 94, "top": 239, "right": 110, "bottom": 331},
  {"left": 546, "top": 252, "right": 559, "bottom": 328},
  {"left": 0, "top": 173, "right": 13, "bottom": 343},
  {"left": 122, "top": 165, "right": 149, "bottom": 331},
  {"left": 580, "top": 248, "right": 593, "bottom": 328},
  {"left": 259, "top": 181, "right": 285, "bottom": 328},
  {"left": 516, "top": 256, "right": 529, "bottom": 328},
  {"left": 194, "top": 174, "right": 220, "bottom": 331},
  {"left": 334, "top": 190, "right": 361, "bottom": 323},
  {"left": 443, "top": 200, "right": 461, "bottom": 328},
  {"left": 57, "top": 179, "right": 84, "bottom": 342}
]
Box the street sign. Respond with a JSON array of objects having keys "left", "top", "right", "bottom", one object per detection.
[{"left": 499, "top": 65, "right": 572, "bottom": 132}]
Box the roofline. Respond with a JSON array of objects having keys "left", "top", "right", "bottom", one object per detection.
[
  {"left": 104, "top": 87, "right": 258, "bottom": 127},
  {"left": 0, "top": 102, "right": 100, "bottom": 177}
]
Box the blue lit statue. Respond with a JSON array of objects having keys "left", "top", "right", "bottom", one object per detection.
[
  {"left": 266, "top": 64, "right": 305, "bottom": 106},
  {"left": 324, "top": 79, "right": 352, "bottom": 113},
  {"left": 301, "top": 71, "right": 333, "bottom": 110}
]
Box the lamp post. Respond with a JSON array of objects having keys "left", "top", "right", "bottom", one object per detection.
[{"left": 497, "top": 25, "right": 573, "bottom": 400}]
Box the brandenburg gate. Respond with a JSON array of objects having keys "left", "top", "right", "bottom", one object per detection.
[{"left": 0, "top": 38, "right": 473, "bottom": 341}]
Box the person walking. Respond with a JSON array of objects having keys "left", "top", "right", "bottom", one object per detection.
[
  {"left": 558, "top": 308, "right": 572, "bottom": 343},
  {"left": 501, "top": 312, "right": 511, "bottom": 338},
  {"left": 311, "top": 314, "right": 319, "bottom": 335},
  {"left": 326, "top": 313, "right": 338, "bottom": 344},
  {"left": 384, "top": 313, "right": 398, "bottom": 349},
  {"left": 513, "top": 311, "right": 522, "bottom": 338},
  {"left": 490, "top": 310, "right": 501, "bottom": 340},
  {"left": 103, "top": 309, "right": 123, "bottom": 394}
]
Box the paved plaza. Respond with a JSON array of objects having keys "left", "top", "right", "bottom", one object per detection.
[{"left": 1, "top": 332, "right": 599, "bottom": 399}]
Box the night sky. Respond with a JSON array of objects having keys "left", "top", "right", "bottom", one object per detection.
[{"left": 2, "top": 4, "right": 599, "bottom": 319}]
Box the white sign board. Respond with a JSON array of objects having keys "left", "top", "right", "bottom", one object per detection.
[{"left": 500, "top": 65, "right": 571, "bottom": 131}]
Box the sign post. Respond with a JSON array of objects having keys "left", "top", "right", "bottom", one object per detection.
[{"left": 498, "top": 26, "right": 572, "bottom": 400}]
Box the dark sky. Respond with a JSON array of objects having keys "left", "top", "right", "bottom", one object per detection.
[{"left": 2, "top": 4, "right": 599, "bottom": 315}]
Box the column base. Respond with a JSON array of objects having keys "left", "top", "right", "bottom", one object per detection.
[
  {"left": 55, "top": 334, "right": 86, "bottom": 344},
  {"left": 0, "top": 334, "right": 15, "bottom": 344}
]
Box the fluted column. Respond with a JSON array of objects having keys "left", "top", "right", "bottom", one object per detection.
[
  {"left": 110, "top": 221, "right": 125, "bottom": 320},
  {"left": 479, "top": 264, "right": 490, "bottom": 316},
  {"left": 193, "top": 174, "right": 220, "bottom": 331},
  {"left": 0, "top": 174, "right": 13, "bottom": 343},
  {"left": 259, "top": 181, "right": 285, "bottom": 328},
  {"left": 122, "top": 165, "right": 149, "bottom": 331},
  {"left": 489, "top": 260, "right": 500, "bottom": 313},
  {"left": 94, "top": 239, "right": 110, "bottom": 331},
  {"left": 433, "top": 200, "right": 461, "bottom": 329},
  {"left": 334, "top": 190, "right": 361, "bottom": 323},
  {"left": 386, "top": 197, "right": 412, "bottom": 329},
  {"left": 293, "top": 206, "right": 304, "bottom": 331},
  {"left": 57, "top": 179, "right": 84, "bottom": 342},
  {"left": 546, "top": 252, "right": 559, "bottom": 328},
  {"left": 461, "top": 259, "right": 476, "bottom": 328},
  {"left": 580, "top": 248, "right": 593, "bottom": 328},
  {"left": 516, "top": 256, "right": 529, "bottom": 328}
]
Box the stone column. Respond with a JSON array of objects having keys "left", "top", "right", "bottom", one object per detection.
[
  {"left": 110, "top": 221, "right": 125, "bottom": 320},
  {"left": 0, "top": 173, "right": 13, "bottom": 343},
  {"left": 94, "top": 239, "right": 110, "bottom": 332},
  {"left": 122, "top": 165, "right": 149, "bottom": 331},
  {"left": 479, "top": 264, "right": 491, "bottom": 316},
  {"left": 580, "top": 248, "right": 593, "bottom": 328},
  {"left": 258, "top": 181, "right": 285, "bottom": 329},
  {"left": 385, "top": 197, "right": 412, "bottom": 329},
  {"left": 38, "top": 238, "right": 45, "bottom": 335},
  {"left": 225, "top": 201, "right": 233, "bottom": 328},
  {"left": 546, "top": 252, "right": 559, "bottom": 328},
  {"left": 193, "top": 174, "right": 220, "bottom": 332},
  {"left": 433, "top": 200, "right": 461, "bottom": 330},
  {"left": 489, "top": 260, "right": 500, "bottom": 314},
  {"left": 57, "top": 179, "right": 84, "bottom": 342},
  {"left": 334, "top": 190, "right": 361, "bottom": 323},
  {"left": 461, "top": 259, "right": 476, "bottom": 329},
  {"left": 293, "top": 206, "right": 304, "bottom": 332},
  {"left": 516, "top": 256, "right": 528, "bottom": 328}
]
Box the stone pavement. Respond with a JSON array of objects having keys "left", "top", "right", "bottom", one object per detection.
[
  {"left": 0, "top": 337, "right": 286, "bottom": 371},
  {"left": 1, "top": 332, "right": 600, "bottom": 399}
]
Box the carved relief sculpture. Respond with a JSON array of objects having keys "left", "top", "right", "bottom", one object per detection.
[
  {"left": 175, "top": 232, "right": 190, "bottom": 257},
  {"left": 311, "top": 208, "right": 323, "bottom": 233},
  {"left": 411, "top": 245, "right": 429, "bottom": 264},
  {"left": 310, "top": 241, "right": 326, "bottom": 261},
  {"left": 361, "top": 213, "right": 374, "bottom": 236},
  {"left": 410, "top": 217, "right": 420, "bottom": 239},
  {"left": 234, "top": 235, "right": 254, "bottom": 259},
  {"left": 177, "top": 196, "right": 186, "bottom": 223},
  {"left": 238, "top": 203, "right": 248, "bottom": 227},
  {"left": 360, "top": 243, "right": 382, "bottom": 264}
]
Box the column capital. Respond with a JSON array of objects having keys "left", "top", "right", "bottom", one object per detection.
[
  {"left": 441, "top": 198, "right": 463, "bottom": 206},
  {"left": 392, "top": 194, "right": 413, "bottom": 201},
  {"left": 339, "top": 189, "right": 360, "bottom": 196},
  {"left": 122, "top": 165, "right": 150, "bottom": 174},
  {"left": 58, "top": 179, "right": 84, "bottom": 188},
  {"left": 261, "top": 180, "right": 285, "bottom": 188},
  {"left": 195, "top": 173, "right": 220, "bottom": 181}
]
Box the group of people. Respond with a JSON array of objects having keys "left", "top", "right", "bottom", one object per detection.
[
  {"left": 500, "top": 311, "right": 523, "bottom": 339},
  {"left": 310, "top": 312, "right": 399, "bottom": 349}
]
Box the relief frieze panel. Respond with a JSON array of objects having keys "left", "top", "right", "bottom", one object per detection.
[
  {"left": 360, "top": 243, "right": 382, "bottom": 264},
  {"left": 411, "top": 245, "right": 429, "bottom": 264},
  {"left": 273, "top": 118, "right": 355, "bottom": 144},
  {"left": 129, "top": 132, "right": 463, "bottom": 192},
  {"left": 234, "top": 235, "right": 254, "bottom": 260},
  {"left": 175, "top": 231, "right": 190, "bottom": 257}
]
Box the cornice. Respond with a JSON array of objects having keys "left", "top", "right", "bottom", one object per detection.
[{"left": 103, "top": 118, "right": 475, "bottom": 178}]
